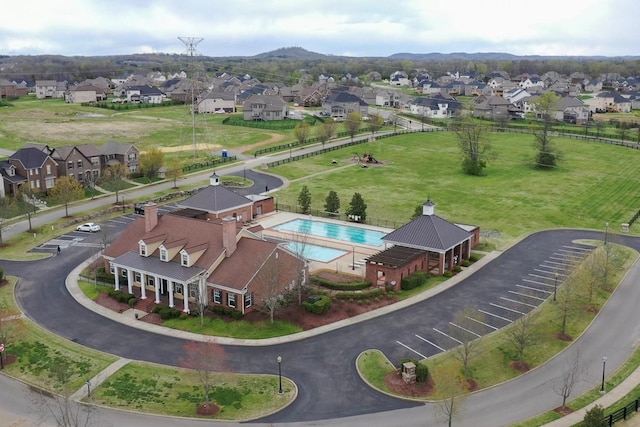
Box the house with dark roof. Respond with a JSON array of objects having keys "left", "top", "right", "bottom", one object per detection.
[
  {"left": 49, "top": 144, "right": 102, "bottom": 184},
  {"left": 196, "top": 90, "right": 236, "bottom": 113},
  {"left": 408, "top": 96, "right": 462, "bottom": 119},
  {"left": 322, "top": 92, "right": 368, "bottom": 121},
  {"left": 101, "top": 141, "right": 140, "bottom": 173},
  {"left": 126, "top": 85, "right": 166, "bottom": 104},
  {"left": 2, "top": 147, "right": 58, "bottom": 196},
  {"left": 103, "top": 201, "right": 302, "bottom": 315},
  {"left": 365, "top": 199, "right": 479, "bottom": 290},
  {"left": 176, "top": 173, "right": 275, "bottom": 222}
]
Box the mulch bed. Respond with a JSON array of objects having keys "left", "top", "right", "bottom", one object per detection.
[{"left": 384, "top": 369, "right": 435, "bottom": 397}]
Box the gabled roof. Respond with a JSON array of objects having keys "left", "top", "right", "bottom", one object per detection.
[
  {"left": 383, "top": 212, "right": 471, "bottom": 252},
  {"left": 325, "top": 91, "right": 368, "bottom": 106},
  {"left": 9, "top": 147, "right": 56, "bottom": 169},
  {"left": 242, "top": 94, "right": 287, "bottom": 110},
  {"left": 102, "top": 141, "right": 138, "bottom": 156}
]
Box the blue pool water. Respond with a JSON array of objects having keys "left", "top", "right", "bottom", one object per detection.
[
  {"left": 274, "top": 219, "right": 385, "bottom": 246},
  {"left": 286, "top": 241, "right": 347, "bottom": 262}
]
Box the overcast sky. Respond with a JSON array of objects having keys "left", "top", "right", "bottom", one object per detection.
[{"left": 2, "top": 0, "right": 638, "bottom": 58}]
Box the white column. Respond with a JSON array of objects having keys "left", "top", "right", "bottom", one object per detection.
[
  {"left": 127, "top": 269, "right": 133, "bottom": 294},
  {"left": 140, "top": 273, "right": 147, "bottom": 300},
  {"left": 154, "top": 275, "right": 161, "bottom": 304},
  {"left": 114, "top": 267, "right": 120, "bottom": 291},
  {"left": 182, "top": 283, "right": 189, "bottom": 313},
  {"left": 168, "top": 281, "right": 175, "bottom": 308}
]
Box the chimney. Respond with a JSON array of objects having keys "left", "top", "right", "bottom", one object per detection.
[
  {"left": 222, "top": 216, "right": 237, "bottom": 257},
  {"left": 144, "top": 202, "right": 158, "bottom": 232}
]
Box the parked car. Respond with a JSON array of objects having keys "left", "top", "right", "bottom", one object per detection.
[{"left": 76, "top": 223, "right": 101, "bottom": 232}]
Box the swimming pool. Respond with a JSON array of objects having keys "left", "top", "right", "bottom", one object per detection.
[
  {"left": 273, "top": 219, "right": 385, "bottom": 246},
  {"left": 285, "top": 241, "right": 347, "bottom": 262}
]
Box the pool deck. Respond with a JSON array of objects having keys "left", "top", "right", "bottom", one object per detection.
[{"left": 254, "top": 211, "right": 395, "bottom": 276}]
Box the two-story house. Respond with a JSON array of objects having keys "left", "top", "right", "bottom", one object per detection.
[
  {"left": 5, "top": 147, "right": 58, "bottom": 194},
  {"left": 65, "top": 85, "right": 107, "bottom": 103},
  {"left": 35, "top": 80, "right": 58, "bottom": 99},
  {"left": 196, "top": 90, "right": 236, "bottom": 113},
  {"left": 126, "top": 85, "right": 166, "bottom": 104},
  {"left": 101, "top": 141, "right": 140, "bottom": 173},
  {"left": 242, "top": 94, "right": 288, "bottom": 121},
  {"left": 322, "top": 92, "right": 369, "bottom": 121}
]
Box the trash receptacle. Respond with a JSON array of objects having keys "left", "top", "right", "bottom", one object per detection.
[{"left": 222, "top": 149, "right": 228, "bottom": 158}]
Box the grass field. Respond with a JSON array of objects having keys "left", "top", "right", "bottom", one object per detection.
[{"left": 269, "top": 131, "right": 640, "bottom": 248}]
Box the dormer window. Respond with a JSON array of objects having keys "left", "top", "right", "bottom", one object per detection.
[
  {"left": 139, "top": 242, "right": 147, "bottom": 256},
  {"left": 181, "top": 251, "right": 189, "bottom": 267},
  {"left": 160, "top": 247, "right": 168, "bottom": 262}
]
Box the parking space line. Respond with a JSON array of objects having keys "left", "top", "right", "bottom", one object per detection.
[
  {"left": 562, "top": 245, "right": 592, "bottom": 252},
  {"left": 396, "top": 341, "right": 428, "bottom": 359},
  {"left": 534, "top": 267, "right": 564, "bottom": 275},
  {"left": 415, "top": 334, "right": 446, "bottom": 352},
  {"left": 449, "top": 321, "right": 482, "bottom": 338},
  {"left": 109, "top": 219, "right": 130, "bottom": 225},
  {"left": 466, "top": 315, "right": 499, "bottom": 331},
  {"left": 433, "top": 328, "right": 462, "bottom": 345},
  {"left": 543, "top": 260, "right": 573, "bottom": 267},
  {"left": 500, "top": 296, "right": 537, "bottom": 309},
  {"left": 528, "top": 273, "right": 560, "bottom": 281},
  {"left": 490, "top": 303, "right": 526, "bottom": 315},
  {"left": 523, "top": 278, "right": 554, "bottom": 287},
  {"left": 478, "top": 309, "right": 512, "bottom": 323},
  {"left": 509, "top": 290, "right": 547, "bottom": 301}
]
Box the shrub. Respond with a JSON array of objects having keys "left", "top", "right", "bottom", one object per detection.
[
  {"left": 454, "top": 266, "right": 462, "bottom": 273},
  {"left": 469, "top": 253, "right": 481, "bottom": 262},
  {"left": 443, "top": 271, "right": 453, "bottom": 278},
  {"left": 311, "top": 276, "right": 371, "bottom": 291},
  {"left": 335, "top": 288, "right": 384, "bottom": 300},
  {"left": 399, "top": 358, "right": 429, "bottom": 382},
  {"left": 303, "top": 295, "right": 331, "bottom": 314},
  {"left": 157, "top": 306, "right": 182, "bottom": 320},
  {"left": 211, "top": 305, "right": 243, "bottom": 319},
  {"left": 461, "top": 259, "right": 471, "bottom": 267},
  {"left": 401, "top": 271, "right": 428, "bottom": 290}
]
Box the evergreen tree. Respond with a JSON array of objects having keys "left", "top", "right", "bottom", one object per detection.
[
  {"left": 346, "top": 192, "right": 367, "bottom": 222},
  {"left": 324, "top": 190, "right": 340, "bottom": 214},
  {"left": 298, "top": 185, "right": 311, "bottom": 213}
]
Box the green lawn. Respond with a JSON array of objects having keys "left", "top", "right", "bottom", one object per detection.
[{"left": 269, "top": 132, "right": 640, "bottom": 248}]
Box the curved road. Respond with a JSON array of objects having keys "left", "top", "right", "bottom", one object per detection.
[{"left": 5, "top": 227, "right": 640, "bottom": 426}]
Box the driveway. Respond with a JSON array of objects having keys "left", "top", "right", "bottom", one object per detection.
[{"left": 7, "top": 227, "right": 640, "bottom": 426}]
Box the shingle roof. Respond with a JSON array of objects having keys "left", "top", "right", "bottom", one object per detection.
[
  {"left": 112, "top": 250, "right": 205, "bottom": 283},
  {"left": 9, "top": 147, "right": 54, "bottom": 169},
  {"left": 383, "top": 214, "right": 471, "bottom": 252},
  {"left": 326, "top": 92, "right": 368, "bottom": 106}
]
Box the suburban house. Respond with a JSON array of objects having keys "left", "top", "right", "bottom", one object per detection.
[
  {"left": 242, "top": 94, "right": 288, "bottom": 121},
  {"left": 35, "top": 80, "right": 59, "bottom": 99},
  {"left": 2, "top": 147, "right": 58, "bottom": 195},
  {"left": 389, "top": 71, "right": 411, "bottom": 87},
  {"left": 0, "top": 80, "right": 29, "bottom": 98},
  {"left": 471, "top": 95, "right": 517, "bottom": 120},
  {"left": 322, "top": 91, "right": 369, "bottom": 121},
  {"left": 196, "top": 90, "right": 236, "bottom": 113},
  {"left": 50, "top": 144, "right": 103, "bottom": 184},
  {"left": 102, "top": 201, "right": 303, "bottom": 315},
  {"left": 101, "top": 141, "right": 140, "bottom": 173},
  {"left": 126, "top": 85, "right": 166, "bottom": 104},
  {"left": 176, "top": 173, "right": 275, "bottom": 222},
  {"left": 65, "top": 85, "right": 106, "bottom": 103},
  {"left": 365, "top": 199, "right": 479, "bottom": 290},
  {"left": 550, "top": 96, "right": 590, "bottom": 124},
  {"left": 408, "top": 95, "right": 462, "bottom": 119}
]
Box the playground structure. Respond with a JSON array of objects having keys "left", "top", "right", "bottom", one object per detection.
[{"left": 353, "top": 151, "right": 380, "bottom": 165}]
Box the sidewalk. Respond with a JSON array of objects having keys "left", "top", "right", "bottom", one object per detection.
[{"left": 69, "top": 358, "right": 130, "bottom": 401}]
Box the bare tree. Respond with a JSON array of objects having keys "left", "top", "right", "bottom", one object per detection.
[
  {"left": 453, "top": 112, "right": 493, "bottom": 176},
  {"left": 293, "top": 120, "right": 311, "bottom": 145},
  {"left": 194, "top": 281, "right": 209, "bottom": 327},
  {"left": 552, "top": 348, "right": 586, "bottom": 409},
  {"left": 435, "top": 363, "right": 468, "bottom": 427},
  {"left": 100, "top": 163, "right": 128, "bottom": 204},
  {"left": 343, "top": 112, "right": 362, "bottom": 141},
  {"left": 367, "top": 112, "right": 384, "bottom": 137},
  {"left": 317, "top": 118, "right": 338, "bottom": 148},
  {"left": 254, "top": 251, "right": 292, "bottom": 323},
  {"left": 287, "top": 232, "right": 309, "bottom": 306},
  {"left": 165, "top": 165, "right": 184, "bottom": 189},
  {"left": 16, "top": 187, "right": 39, "bottom": 232},
  {"left": 503, "top": 312, "right": 540, "bottom": 366},
  {"left": 449, "top": 308, "right": 484, "bottom": 378},
  {"left": 180, "top": 339, "right": 229, "bottom": 411}
]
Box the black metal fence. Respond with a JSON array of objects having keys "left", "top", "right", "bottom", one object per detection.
[
  {"left": 274, "top": 203, "right": 407, "bottom": 230},
  {"left": 604, "top": 397, "right": 640, "bottom": 425},
  {"left": 629, "top": 209, "right": 640, "bottom": 227},
  {"left": 182, "top": 155, "right": 237, "bottom": 173}
]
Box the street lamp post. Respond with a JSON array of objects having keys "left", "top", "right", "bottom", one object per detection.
[
  {"left": 86, "top": 380, "right": 91, "bottom": 397},
  {"left": 604, "top": 222, "right": 609, "bottom": 245},
  {"left": 277, "top": 355, "right": 283, "bottom": 394},
  {"left": 600, "top": 356, "right": 607, "bottom": 394},
  {"left": 289, "top": 144, "right": 292, "bottom": 160},
  {"left": 553, "top": 272, "right": 558, "bottom": 302},
  {"left": 352, "top": 246, "right": 356, "bottom": 270}
]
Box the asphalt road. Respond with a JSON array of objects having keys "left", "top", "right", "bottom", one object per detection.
[{"left": 5, "top": 224, "right": 640, "bottom": 426}]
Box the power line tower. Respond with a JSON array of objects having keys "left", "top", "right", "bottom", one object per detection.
[{"left": 179, "top": 36, "right": 204, "bottom": 159}]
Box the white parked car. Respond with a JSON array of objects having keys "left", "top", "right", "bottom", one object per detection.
[{"left": 76, "top": 223, "right": 101, "bottom": 233}]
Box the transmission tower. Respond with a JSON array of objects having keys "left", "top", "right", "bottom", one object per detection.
[{"left": 178, "top": 37, "right": 204, "bottom": 159}]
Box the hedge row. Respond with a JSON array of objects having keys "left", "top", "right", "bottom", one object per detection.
[
  {"left": 302, "top": 295, "right": 331, "bottom": 314},
  {"left": 334, "top": 288, "right": 384, "bottom": 300},
  {"left": 311, "top": 276, "right": 372, "bottom": 291},
  {"left": 211, "top": 305, "right": 244, "bottom": 319},
  {"left": 401, "top": 271, "right": 428, "bottom": 291},
  {"left": 107, "top": 289, "right": 136, "bottom": 306}
]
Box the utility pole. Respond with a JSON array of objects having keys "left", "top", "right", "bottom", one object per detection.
[{"left": 179, "top": 36, "right": 204, "bottom": 160}]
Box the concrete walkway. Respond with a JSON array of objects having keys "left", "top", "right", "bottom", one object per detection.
[{"left": 69, "top": 358, "right": 131, "bottom": 401}]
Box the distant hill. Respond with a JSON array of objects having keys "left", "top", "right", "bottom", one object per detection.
[{"left": 251, "top": 47, "right": 333, "bottom": 60}]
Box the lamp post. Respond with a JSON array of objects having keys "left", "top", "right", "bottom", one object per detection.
[
  {"left": 553, "top": 272, "right": 558, "bottom": 302},
  {"left": 289, "top": 143, "right": 292, "bottom": 159},
  {"left": 86, "top": 380, "right": 91, "bottom": 397},
  {"left": 352, "top": 246, "right": 356, "bottom": 270},
  {"left": 277, "top": 355, "right": 283, "bottom": 394},
  {"left": 600, "top": 356, "right": 607, "bottom": 394},
  {"left": 604, "top": 222, "right": 609, "bottom": 245}
]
